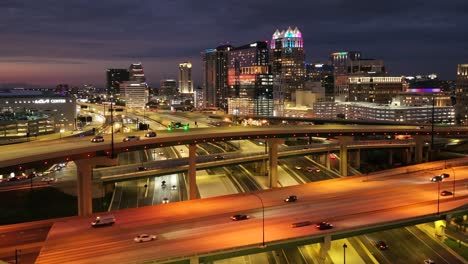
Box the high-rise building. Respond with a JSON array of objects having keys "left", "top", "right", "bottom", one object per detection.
[
  {"left": 227, "top": 41, "right": 273, "bottom": 116},
  {"left": 455, "top": 64, "right": 468, "bottom": 124},
  {"left": 270, "top": 27, "right": 306, "bottom": 112},
  {"left": 120, "top": 63, "right": 148, "bottom": 108},
  {"left": 330, "top": 51, "right": 386, "bottom": 102},
  {"left": 106, "top": 69, "right": 129, "bottom": 97},
  {"left": 178, "top": 62, "right": 194, "bottom": 94},
  {"left": 159, "top": 79, "right": 178, "bottom": 100},
  {"left": 202, "top": 45, "right": 232, "bottom": 109},
  {"left": 129, "top": 63, "right": 146, "bottom": 83},
  {"left": 305, "top": 63, "right": 334, "bottom": 101}
]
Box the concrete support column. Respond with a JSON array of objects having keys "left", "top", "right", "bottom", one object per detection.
[
  {"left": 189, "top": 256, "right": 199, "bottom": 264},
  {"left": 435, "top": 220, "right": 447, "bottom": 239},
  {"left": 188, "top": 143, "right": 198, "bottom": 200},
  {"left": 404, "top": 148, "right": 412, "bottom": 164},
  {"left": 337, "top": 136, "right": 353, "bottom": 177},
  {"left": 267, "top": 138, "right": 284, "bottom": 188},
  {"left": 353, "top": 149, "right": 361, "bottom": 169},
  {"left": 414, "top": 136, "right": 428, "bottom": 164},
  {"left": 388, "top": 149, "right": 393, "bottom": 165},
  {"left": 75, "top": 157, "right": 118, "bottom": 216},
  {"left": 75, "top": 160, "right": 93, "bottom": 217},
  {"left": 326, "top": 152, "right": 331, "bottom": 169},
  {"left": 318, "top": 234, "right": 332, "bottom": 264}
]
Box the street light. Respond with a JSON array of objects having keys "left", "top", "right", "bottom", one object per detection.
[
  {"left": 343, "top": 243, "right": 347, "bottom": 264},
  {"left": 434, "top": 178, "right": 441, "bottom": 216},
  {"left": 451, "top": 167, "right": 456, "bottom": 197},
  {"left": 250, "top": 193, "right": 266, "bottom": 248},
  {"left": 110, "top": 97, "right": 115, "bottom": 159}
]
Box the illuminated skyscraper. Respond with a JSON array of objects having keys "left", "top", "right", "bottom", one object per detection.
[
  {"left": 106, "top": 69, "right": 129, "bottom": 97},
  {"left": 455, "top": 64, "right": 468, "bottom": 124},
  {"left": 270, "top": 27, "right": 306, "bottom": 114},
  {"left": 179, "top": 62, "right": 194, "bottom": 94},
  {"left": 120, "top": 63, "right": 148, "bottom": 108},
  {"left": 227, "top": 41, "right": 273, "bottom": 116},
  {"left": 129, "top": 63, "right": 146, "bottom": 83},
  {"left": 202, "top": 45, "right": 232, "bottom": 109},
  {"left": 329, "top": 51, "right": 386, "bottom": 102}
]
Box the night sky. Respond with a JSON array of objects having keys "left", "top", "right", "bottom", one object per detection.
[{"left": 0, "top": 0, "right": 466, "bottom": 88}]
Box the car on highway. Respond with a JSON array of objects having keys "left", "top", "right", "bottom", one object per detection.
[
  {"left": 440, "top": 190, "right": 453, "bottom": 196},
  {"left": 284, "top": 195, "right": 297, "bottom": 202},
  {"left": 294, "top": 166, "right": 302, "bottom": 170},
  {"left": 91, "top": 215, "right": 115, "bottom": 227},
  {"left": 137, "top": 166, "right": 147, "bottom": 171},
  {"left": 376, "top": 240, "right": 388, "bottom": 250},
  {"left": 306, "top": 167, "right": 320, "bottom": 173},
  {"left": 171, "top": 185, "right": 177, "bottom": 190},
  {"left": 134, "top": 234, "right": 157, "bottom": 243},
  {"left": 424, "top": 259, "right": 435, "bottom": 264},
  {"left": 91, "top": 135, "right": 104, "bottom": 143},
  {"left": 214, "top": 155, "right": 224, "bottom": 160},
  {"left": 315, "top": 222, "right": 333, "bottom": 230},
  {"left": 162, "top": 197, "right": 169, "bottom": 204},
  {"left": 230, "top": 214, "right": 249, "bottom": 221},
  {"left": 123, "top": 135, "right": 140, "bottom": 142},
  {"left": 145, "top": 131, "right": 157, "bottom": 138},
  {"left": 439, "top": 173, "right": 450, "bottom": 178},
  {"left": 430, "top": 175, "right": 444, "bottom": 182}
]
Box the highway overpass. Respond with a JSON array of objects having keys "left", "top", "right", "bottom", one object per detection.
[{"left": 34, "top": 169, "right": 468, "bottom": 264}]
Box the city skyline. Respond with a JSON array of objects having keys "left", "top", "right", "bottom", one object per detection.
[{"left": 0, "top": 0, "right": 466, "bottom": 88}]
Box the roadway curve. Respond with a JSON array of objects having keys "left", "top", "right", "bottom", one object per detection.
[
  {"left": 35, "top": 169, "right": 468, "bottom": 264},
  {"left": 1, "top": 125, "right": 468, "bottom": 170}
]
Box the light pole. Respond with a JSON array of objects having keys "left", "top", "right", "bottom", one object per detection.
[
  {"left": 436, "top": 179, "right": 440, "bottom": 216},
  {"left": 451, "top": 167, "right": 456, "bottom": 197},
  {"left": 251, "top": 193, "right": 266, "bottom": 248},
  {"left": 110, "top": 97, "right": 115, "bottom": 159},
  {"left": 343, "top": 243, "right": 347, "bottom": 264}
]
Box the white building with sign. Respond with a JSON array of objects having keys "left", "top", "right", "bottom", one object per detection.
[{"left": 0, "top": 89, "right": 76, "bottom": 137}]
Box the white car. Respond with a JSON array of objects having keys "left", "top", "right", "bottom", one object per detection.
[
  {"left": 424, "top": 259, "right": 435, "bottom": 264},
  {"left": 134, "top": 234, "right": 157, "bottom": 243},
  {"left": 294, "top": 166, "right": 302, "bottom": 170}
]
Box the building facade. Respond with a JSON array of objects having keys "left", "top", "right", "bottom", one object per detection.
[
  {"left": 347, "top": 76, "right": 405, "bottom": 103},
  {"left": 0, "top": 89, "right": 76, "bottom": 136},
  {"left": 119, "top": 63, "right": 148, "bottom": 108},
  {"left": 314, "top": 101, "right": 454, "bottom": 124},
  {"left": 159, "top": 79, "right": 178, "bottom": 100},
  {"left": 202, "top": 45, "right": 232, "bottom": 110},
  {"left": 227, "top": 41, "right": 273, "bottom": 116},
  {"left": 270, "top": 27, "right": 306, "bottom": 114},
  {"left": 106, "top": 69, "right": 129, "bottom": 98},
  {"left": 179, "top": 62, "right": 194, "bottom": 94},
  {"left": 455, "top": 64, "right": 468, "bottom": 124}
]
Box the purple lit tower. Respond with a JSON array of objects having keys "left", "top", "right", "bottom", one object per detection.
[{"left": 270, "top": 27, "right": 306, "bottom": 115}]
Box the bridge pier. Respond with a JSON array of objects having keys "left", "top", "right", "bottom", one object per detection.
[
  {"left": 353, "top": 149, "right": 361, "bottom": 169},
  {"left": 404, "top": 148, "right": 412, "bottom": 164},
  {"left": 318, "top": 234, "right": 332, "bottom": 264},
  {"left": 267, "top": 138, "right": 284, "bottom": 188},
  {"left": 326, "top": 151, "right": 331, "bottom": 170},
  {"left": 434, "top": 219, "right": 446, "bottom": 240},
  {"left": 75, "top": 157, "right": 118, "bottom": 216},
  {"left": 388, "top": 149, "right": 393, "bottom": 165},
  {"left": 188, "top": 143, "right": 198, "bottom": 200},
  {"left": 414, "top": 136, "right": 428, "bottom": 164},
  {"left": 189, "top": 256, "right": 199, "bottom": 264},
  {"left": 337, "top": 136, "right": 353, "bottom": 177}
]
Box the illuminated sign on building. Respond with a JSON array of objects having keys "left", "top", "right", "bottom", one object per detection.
[
  {"left": 33, "top": 99, "right": 67, "bottom": 104},
  {"left": 407, "top": 88, "right": 441, "bottom": 93}
]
